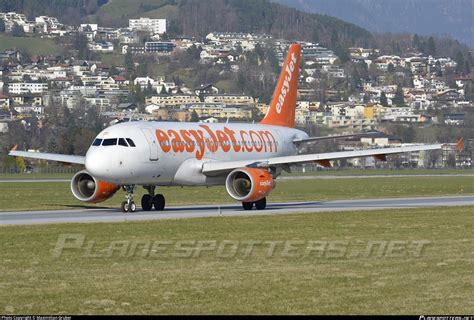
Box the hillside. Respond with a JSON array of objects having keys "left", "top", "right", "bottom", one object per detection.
[
  {"left": 274, "top": 0, "right": 473, "bottom": 47},
  {"left": 0, "top": 0, "right": 107, "bottom": 24},
  {"left": 1, "top": 0, "right": 375, "bottom": 49}
]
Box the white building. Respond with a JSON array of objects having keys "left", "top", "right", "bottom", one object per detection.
[
  {"left": 8, "top": 82, "right": 48, "bottom": 95},
  {"left": 88, "top": 41, "right": 114, "bottom": 52},
  {"left": 129, "top": 18, "right": 167, "bottom": 35}
]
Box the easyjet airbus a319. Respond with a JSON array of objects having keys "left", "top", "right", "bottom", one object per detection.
[{"left": 10, "top": 44, "right": 443, "bottom": 212}]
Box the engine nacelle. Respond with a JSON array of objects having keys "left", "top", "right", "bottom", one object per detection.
[
  {"left": 225, "top": 168, "right": 275, "bottom": 203},
  {"left": 71, "top": 170, "right": 120, "bottom": 203}
]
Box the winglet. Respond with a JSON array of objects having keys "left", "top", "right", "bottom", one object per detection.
[
  {"left": 456, "top": 137, "right": 464, "bottom": 153},
  {"left": 10, "top": 144, "right": 18, "bottom": 152}
]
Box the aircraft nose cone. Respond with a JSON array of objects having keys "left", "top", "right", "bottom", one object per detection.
[{"left": 85, "top": 150, "right": 109, "bottom": 179}]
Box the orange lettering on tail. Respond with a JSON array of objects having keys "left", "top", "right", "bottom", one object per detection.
[{"left": 260, "top": 43, "right": 301, "bottom": 128}]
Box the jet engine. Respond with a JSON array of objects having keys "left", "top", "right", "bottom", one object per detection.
[
  {"left": 71, "top": 170, "right": 120, "bottom": 203},
  {"left": 225, "top": 168, "right": 275, "bottom": 203}
]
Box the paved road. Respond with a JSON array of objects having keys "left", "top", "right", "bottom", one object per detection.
[{"left": 1, "top": 196, "right": 472, "bottom": 226}]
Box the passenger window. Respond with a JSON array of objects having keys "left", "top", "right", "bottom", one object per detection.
[
  {"left": 102, "top": 138, "right": 117, "bottom": 146},
  {"left": 126, "top": 138, "right": 136, "bottom": 147},
  {"left": 92, "top": 139, "right": 102, "bottom": 146},
  {"left": 118, "top": 138, "right": 128, "bottom": 147}
]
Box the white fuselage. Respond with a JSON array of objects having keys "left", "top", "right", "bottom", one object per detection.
[{"left": 85, "top": 121, "right": 309, "bottom": 186}]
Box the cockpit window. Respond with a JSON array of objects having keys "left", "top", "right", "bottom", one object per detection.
[
  {"left": 92, "top": 138, "right": 102, "bottom": 146},
  {"left": 102, "top": 138, "right": 117, "bottom": 146},
  {"left": 118, "top": 138, "right": 128, "bottom": 147},
  {"left": 126, "top": 138, "right": 136, "bottom": 147}
]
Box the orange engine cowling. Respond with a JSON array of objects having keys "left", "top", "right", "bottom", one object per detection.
[
  {"left": 225, "top": 168, "right": 275, "bottom": 203},
  {"left": 71, "top": 170, "right": 120, "bottom": 203}
]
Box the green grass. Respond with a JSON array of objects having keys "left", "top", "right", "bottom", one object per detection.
[
  {"left": 284, "top": 168, "right": 474, "bottom": 176},
  {"left": 0, "top": 173, "right": 73, "bottom": 180},
  {"left": 142, "top": 4, "right": 178, "bottom": 19},
  {"left": 97, "top": 52, "right": 125, "bottom": 66},
  {"left": 0, "top": 34, "right": 63, "bottom": 55},
  {"left": 0, "top": 176, "right": 472, "bottom": 212},
  {"left": 1, "top": 206, "right": 473, "bottom": 314},
  {"left": 91, "top": 0, "right": 176, "bottom": 20}
]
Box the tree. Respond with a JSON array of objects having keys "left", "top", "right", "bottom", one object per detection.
[
  {"left": 190, "top": 110, "right": 199, "bottom": 122},
  {"left": 109, "top": 65, "right": 119, "bottom": 76},
  {"left": 427, "top": 37, "right": 436, "bottom": 57},
  {"left": 393, "top": 86, "right": 405, "bottom": 106},
  {"left": 11, "top": 23, "right": 25, "bottom": 37},
  {"left": 455, "top": 51, "right": 465, "bottom": 74},
  {"left": 74, "top": 33, "right": 89, "bottom": 60},
  {"left": 380, "top": 92, "right": 388, "bottom": 107},
  {"left": 15, "top": 156, "right": 26, "bottom": 172},
  {"left": 124, "top": 50, "right": 134, "bottom": 73},
  {"left": 446, "top": 153, "right": 456, "bottom": 168},
  {"left": 387, "top": 63, "right": 395, "bottom": 73},
  {"left": 412, "top": 34, "right": 421, "bottom": 50}
]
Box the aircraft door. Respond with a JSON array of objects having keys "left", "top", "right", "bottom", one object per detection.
[{"left": 140, "top": 128, "right": 159, "bottom": 161}]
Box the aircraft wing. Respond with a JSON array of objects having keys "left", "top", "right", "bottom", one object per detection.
[
  {"left": 9, "top": 150, "right": 86, "bottom": 165},
  {"left": 201, "top": 144, "right": 442, "bottom": 176},
  {"left": 293, "top": 132, "right": 379, "bottom": 145}
]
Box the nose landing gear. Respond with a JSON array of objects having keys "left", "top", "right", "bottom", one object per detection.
[{"left": 121, "top": 185, "right": 136, "bottom": 213}]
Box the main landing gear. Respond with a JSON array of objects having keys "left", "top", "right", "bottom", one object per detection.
[
  {"left": 141, "top": 186, "right": 165, "bottom": 212},
  {"left": 242, "top": 197, "right": 267, "bottom": 211},
  {"left": 120, "top": 185, "right": 166, "bottom": 213}
]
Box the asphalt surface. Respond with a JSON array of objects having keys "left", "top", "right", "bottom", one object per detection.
[{"left": 1, "top": 196, "right": 473, "bottom": 226}]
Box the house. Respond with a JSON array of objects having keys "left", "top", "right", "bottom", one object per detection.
[
  {"left": 144, "top": 42, "right": 175, "bottom": 54},
  {"left": 113, "top": 76, "right": 128, "bottom": 87},
  {"left": 194, "top": 84, "right": 220, "bottom": 97},
  {"left": 123, "top": 44, "right": 145, "bottom": 55},
  {"left": 8, "top": 82, "right": 48, "bottom": 95},
  {"left": 0, "top": 94, "right": 10, "bottom": 108},
  {"left": 117, "top": 103, "right": 138, "bottom": 112},
  {"left": 443, "top": 113, "right": 464, "bottom": 125},
  {"left": 13, "top": 105, "right": 45, "bottom": 115},
  {"left": 129, "top": 18, "right": 167, "bottom": 35},
  {"left": 203, "top": 94, "right": 255, "bottom": 105},
  {"left": 0, "top": 122, "right": 8, "bottom": 133},
  {"left": 145, "top": 103, "right": 161, "bottom": 114},
  {"left": 200, "top": 117, "right": 219, "bottom": 124},
  {"left": 146, "top": 94, "right": 200, "bottom": 107},
  {"left": 88, "top": 41, "right": 114, "bottom": 52}
]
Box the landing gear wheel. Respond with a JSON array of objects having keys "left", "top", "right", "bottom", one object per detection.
[
  {"left": 121, "top": 201, "right": 129, "bottom": 213},
  {"left": 255, "top": 197, "right": 267, "bottom": 210},
  {"left": 141, "top": 194, "right": 153, "bottom": 211},
  {"left": 122, "top": 185, "right": 135, "bottom": 213},
  {"left": 153, "top": 194, "right": 165, "bottom": 211},
  {"left": 242, "top": 202, "right": 254, "bottom": 210}
]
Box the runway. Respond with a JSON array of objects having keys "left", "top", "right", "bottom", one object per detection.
[{"left": 1, "top": 195, "right": 473, "bottom": 225}]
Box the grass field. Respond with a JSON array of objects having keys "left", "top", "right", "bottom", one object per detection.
[
  {"left": 0, "top": 176, "right": 472, "bottom": 211},
  {"left": 1, "top": 206, "right": 472, "bottom": 314},
  {"left": 0, "top": 34, "right": 63, "bottom": 55},
  {"left": 1, "top": 168, "right": 471, "bottom": 180}
]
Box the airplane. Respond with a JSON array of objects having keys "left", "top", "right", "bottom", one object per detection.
[{"left": 9, "top": 44, "right": 444, "bottom": 213}]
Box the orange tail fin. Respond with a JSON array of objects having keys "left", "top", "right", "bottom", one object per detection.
[{"left": 260, "top": 43, "right": 301, "bottom": 128}]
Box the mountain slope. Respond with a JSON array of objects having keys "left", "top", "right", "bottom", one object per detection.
[
  {"left": 274, "top": 0, "right": 473, "bottom": 47},
  {"left": 87, "top": 0, "right": 374, "bottom": 49}
]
